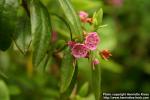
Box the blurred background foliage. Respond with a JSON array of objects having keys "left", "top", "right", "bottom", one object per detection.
[{"left": 0, "top": 0, "right": 150, "bottom": 100}]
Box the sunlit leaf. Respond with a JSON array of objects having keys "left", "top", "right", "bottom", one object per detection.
[
  {"left": 30, "top": 0, "right": 51, "bottom": 67},
  {"left": 78, "top": 82, "right": 89, "bottom": 97},
  {"left": 93, "top": 8, "right": 103, "bottom": 27},
  {"left": 0, "top": 80, "right": 9, "bottom": 100},
  {"left": 91, "top": 64, "right": 101, "bottom": 100},
  {"left": 60, "top": 48, "right": 76, "bottom": 93},
  {"left": 90, "top": 51, "right": 101, "bottom": 100},
  {"left": 15, "top": 7, "right": 31, "bottom": 54}
]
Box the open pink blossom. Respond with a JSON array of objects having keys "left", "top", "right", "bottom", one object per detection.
[
  {"left": 79, "top": 11, "right": 88, "bottom": 23},
  {"left": 84, "top": 32, "right": 100, "bottom": 50},
  {"left": 71, "top": 43, "right": 88, "bottom": 58}
]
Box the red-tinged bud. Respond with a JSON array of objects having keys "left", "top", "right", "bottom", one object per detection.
[
  {"left": 86, "top": 18, "right": 93, "bottom": 24},
  {"left": 100, "top": 50, "right": 112, "bottom": 60}
]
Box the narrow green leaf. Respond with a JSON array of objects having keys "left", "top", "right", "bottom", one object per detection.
[
  {"left": 93, "top": 8, "right": 103, "bottom": 27},
  {"left": 57, "top": 0, "right": 83, "bottom": 40},
  {"left": 91, "top": 64, "right": 101, "bottom": 100},
  {"left": 0, "top": 80, "right": 9, "bottom": 100},
  {"left": 30, "top": 0, "right": 51, "bottom": 67},
  {"left": 60, "top": 48, "right": 76, "bottom": 93},
  {"left": 90, "top": 51, "right": 101, "bottom": 100},
  {"left": 78, "top": 82, "right": 89, "bottom": 97}
]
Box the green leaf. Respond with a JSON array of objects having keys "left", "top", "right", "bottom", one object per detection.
[
  {"left": 91, "top": 64, "right": 101, "bottom": 100},
  {"left": 90, "top": 51, "right": 101, "bottom": 100},
  {"left": 37, "top": 52, "right": 52, "bottom": 73},
  {"left": 78, "top": 82, "right": 89, "bottom": 97},
  {"left": 93, "top": 8, "right": 103, "bottom": 27},
  {"left": 30, "top": 0, "right": 51, "bottom": 67},
  {"left": 15, "top": 7, "right": 31, "bottom": 54},
  {"left": 57, "top": 0, "right": 83, "bottom": 40},
  {"left": 0, "top": 0, "right": 19, "bottom": 51},
  {"left": 60, "top": 48, "right": 76, "bottom": 93},
  {"left": 0, "top": 80, "right": 9, "bottom": 100}
]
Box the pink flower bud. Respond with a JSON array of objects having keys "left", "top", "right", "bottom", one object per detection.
[
  {"left": 93, "top": 58, "right": 99, "bottom": 65},
  {"left": 71, "top": 43, "right": 88, "bottom": 58},
  {"left": 84, "top": 32, "right": 100, "bottom": 50},
  {"left": 79, "top": 11, "right": 88, "bottom": 23}
]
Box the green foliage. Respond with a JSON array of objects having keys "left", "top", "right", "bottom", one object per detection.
[
  {"left": 30, "top": 0, "right": 51, "bottom": 67},
  {"left": 0, "top": 80, "right": 9, "bottom": 100},
  {"left": 57, "top": 0, "right": 83, "bottom": 40},
  {"left": 60, "top": 48, "right": 76, "bottom": 93},
  {"left": 91, "top": 64, "right": 101, "bottom": 100},
  {"left": 97, "top": 18, "right": 117, "bottom": 51},
  {"left": 15, "top": 7, "right": 31, "bottom": 54},
  {"left": 93, "top": 8, "right": 103, "bottom": 28},
  {"left": 0, "top": 0, "right": 150, "bottom": 100},
  {"left": 78, "top": 82, "right": 89, "bottom": 97},
  {"left": 0, "top": 0, "right": 19, "bottom": 51},
  {"left": 90, "top": 51, "right": 101, "bottom": 100}
]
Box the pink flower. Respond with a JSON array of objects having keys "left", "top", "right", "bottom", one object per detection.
[
  {"left": 68, "top": 41, "right": 76, "bottom": 48},
  {"left": 71, "top": 43, "right": 88, "bottom": 58},
  {"left": 84, "top": 32, "right": 100, "bottom": 50},
  {"left": 79, "top": 11, "right": 88, "bottom": 23},
  {"left": 93, "top": 58, "right": 99, "bottom": 65}
]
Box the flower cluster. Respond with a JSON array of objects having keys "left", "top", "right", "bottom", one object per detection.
[
  {"left": 67, "top": 11, "right": 112, "bottom": 66},
  {"left": 68, "top": 32, "right": 100, "bottom": 58}
]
